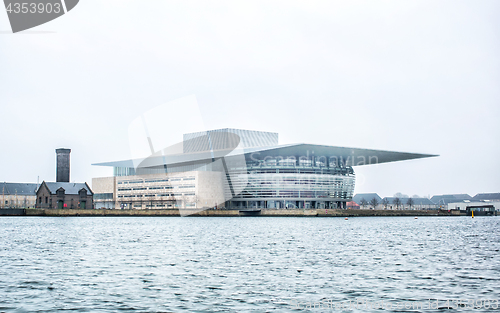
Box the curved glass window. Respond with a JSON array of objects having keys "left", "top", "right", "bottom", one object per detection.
[{"left": 226, "top": 167, "right": 355, "bottom": 200}]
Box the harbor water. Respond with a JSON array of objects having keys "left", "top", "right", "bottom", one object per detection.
[{"left": 0, "top": 216, "right": 499, "bottom": 312}]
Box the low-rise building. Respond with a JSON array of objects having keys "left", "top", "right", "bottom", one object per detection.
[
  {"left": 0, "top": 182, "right": 38, "bottom": 208},
  {"left": 36, "top": 182, "right": 94, "bottom": 209},
  {"left": 381, "top": 197, "right": 438, "bottom": 210},
  {"left": 448, "top": 200, "right": 498, "bottom": 215},
  {"left": 471, "top": 193, "right": 500, "bottom": 201},
  {"left": 352, "top": 193, "right": 382, "bottom": 206},
  {"left": 430, "top": 194, "right": 472, "bottom": 207}
]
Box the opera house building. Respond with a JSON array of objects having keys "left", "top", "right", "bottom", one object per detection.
[{"left": 92, "top": 129, "right": 435, "bottom": 211}]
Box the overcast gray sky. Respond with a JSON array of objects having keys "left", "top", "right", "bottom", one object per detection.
[{"left": 1, "top": 0, "right": 498, "bottom": 198}]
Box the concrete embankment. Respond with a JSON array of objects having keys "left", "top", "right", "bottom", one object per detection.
[{"left": 22, "top": 208, "right": 463, "bottom": 217}]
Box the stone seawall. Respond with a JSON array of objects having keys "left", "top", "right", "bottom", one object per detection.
[
  {"left": 24, "top": 208, "right": 463, "bottom": 217},
  {"left": 0, "top": 209, "right": 26, "bottom": 216}
]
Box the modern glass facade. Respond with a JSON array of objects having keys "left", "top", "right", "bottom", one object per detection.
[{"left": 224, "top": 160, "right": 355, "bottom": 209}]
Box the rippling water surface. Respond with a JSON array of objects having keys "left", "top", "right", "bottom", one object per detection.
[{"left": 0, "top": 216, "right": 499, "bottom": 312}]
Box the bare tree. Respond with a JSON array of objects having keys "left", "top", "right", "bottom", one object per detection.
[
  {"left": 382, "top": 198, "right": 389, "bottom": 210},
  {"left": 407, "top": 197, "right": 414, "bottom": 210},
  {"left": 369, "top": 197, "right": 379, "bottom": 209},
  {"left": 393, "top": 197, "right": 401, "bottom": 210},
  {"left": 359, "top": 198, "right": 368, "bottom": 209}
]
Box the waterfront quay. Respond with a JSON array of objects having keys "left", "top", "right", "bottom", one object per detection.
[{"left": 0, "top": 208, "right": 480, "bottom": 217}]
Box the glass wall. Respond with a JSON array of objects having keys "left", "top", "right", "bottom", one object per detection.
[{"left": 225, "top": 163, "right": 355, "bottom": 209}]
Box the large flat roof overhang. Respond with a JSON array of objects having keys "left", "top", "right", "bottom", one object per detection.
[{"left": 93, "top": 144, "right": 437, "bottom": 169}]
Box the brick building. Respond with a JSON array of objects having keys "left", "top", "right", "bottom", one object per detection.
[{"left": 36, "top": 182, "right": 93, "bottom": 209}]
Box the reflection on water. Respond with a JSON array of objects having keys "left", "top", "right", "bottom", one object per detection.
[{"left": 0, "top": 216, "right": 499, "bottom": 312}]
